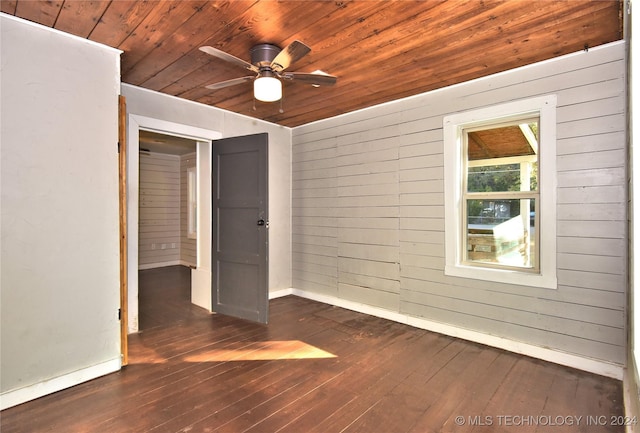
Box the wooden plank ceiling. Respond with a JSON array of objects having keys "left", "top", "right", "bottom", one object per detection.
[{"left": 1, "top": 0, "right": 623, "bottom": 128}]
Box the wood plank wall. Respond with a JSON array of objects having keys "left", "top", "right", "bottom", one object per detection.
[
  {"left": 138, "top": 152, "right": 181, "bottom": 268},
  {"left": 180, "top": 152, "right": 197, "bottom": 267},
  {"left": 291, "top": 42, "right": 627, "bottom": 366}
]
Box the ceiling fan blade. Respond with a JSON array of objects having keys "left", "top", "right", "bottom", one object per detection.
[
  {"left": 271, "top": 40, "right": 311, "bottom": 72},
  {"left": 205, "top": 76, "right": 255, "bottom": 90},
  {"left": 199, "top": 46, "right": 259, "bottom": 73},
  {"left": 281, "top": 72, "right": 337, "bottom": 86}
]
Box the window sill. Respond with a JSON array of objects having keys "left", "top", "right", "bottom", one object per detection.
[{"left": 445, "top": 264, "right": 557, "bottom": 290}]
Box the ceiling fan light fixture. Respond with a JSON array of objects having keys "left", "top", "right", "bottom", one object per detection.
[{"left": 254, "top": 75, "right": 282, "bottom": 102}]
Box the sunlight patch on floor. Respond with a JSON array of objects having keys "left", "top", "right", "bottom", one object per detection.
[{"left": 183, "top": 340, "right": 337, "bottom": 362}]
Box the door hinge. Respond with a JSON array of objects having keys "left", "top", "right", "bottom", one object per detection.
[
  {"left": 118, "top": 308, "right": 121, "bottom": 320},
  {"left": 117, "top": 141, "right": 121, "bottom": 154}
]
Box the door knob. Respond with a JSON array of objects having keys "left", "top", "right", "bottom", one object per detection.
[{"left": 257, "top": 219, "right": 265, "bottom": 226}]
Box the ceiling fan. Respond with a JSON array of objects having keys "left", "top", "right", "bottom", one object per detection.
[{"left": 199, "top": 40, "right": 337, "bottom": 103}]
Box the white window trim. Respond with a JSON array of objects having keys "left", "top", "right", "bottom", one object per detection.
[{"left": 443, "top": 95, "right": 558, "bottom": 289}]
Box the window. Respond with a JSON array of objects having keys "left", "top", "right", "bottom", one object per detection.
[
  {"left": 444, "top": 96, "right": 557, "bottom": 289},
  {"left": 464, "top": 119, "right": 539, "bottom": 271},
  {"left": 187, "top": 166, "right": 197, "bottom": 239}
]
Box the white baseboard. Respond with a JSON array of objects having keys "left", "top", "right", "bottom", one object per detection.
[
  {"left": 0, "top": 357, "right": 121, "bottom": 410},
  {"left": 138, "top": 260, "right": 195, "bottom": 270},
  {"left": 269, "top": 288, "right": 295, "bottom": 299},
  {"left": 276, "top": 288, "right": 623, "bottom": 380}
]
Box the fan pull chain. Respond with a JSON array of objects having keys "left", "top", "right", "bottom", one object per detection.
[
  {"left": 279, "top": 95, "right": 284, "bottom": 114},
  {"left": 252, "top": 97, "right": 257, "bottom": 111}
]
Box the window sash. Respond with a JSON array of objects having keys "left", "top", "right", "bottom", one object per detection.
[
  {"left": 461, "top": 195, "right": 539, "bottom": 272},
  {"left": 461, "top": 117, "right": 539, "bottom": 272}
]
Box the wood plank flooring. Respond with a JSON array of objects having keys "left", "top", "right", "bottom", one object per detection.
[{"left": 1, "top": 266, "right": 625, "bottom": 433}]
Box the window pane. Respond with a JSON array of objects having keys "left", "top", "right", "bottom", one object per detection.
[
  {"left": 467, "top": 164, "right": 521, "bottom": 192},
  {"left": 466, "top": 121, "right": 539, "bottom": 160},
  {"left": 466, "top": 198, "right": 536, "bottom": 269},
  {"left": 465, "top": 120, "right": 539, "bottom": 193}
]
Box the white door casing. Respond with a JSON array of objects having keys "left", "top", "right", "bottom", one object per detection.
[{"left": 126, "top": 114, "right": 221, "bottom": 332}]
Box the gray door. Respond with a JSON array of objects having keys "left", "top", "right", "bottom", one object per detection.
[{"left": 212, "top": 133, "right": 269, "bottom": 323}]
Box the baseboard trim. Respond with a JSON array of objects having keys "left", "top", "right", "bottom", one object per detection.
[
  {"left": 138, "top": 260, "right": 195, "bottom": 271},
  {"left": 0, "top": 357, "right": 121, "bottom": 410},
  {"left": 276, "top": 288, "right": 623, "bottom": 380},
  {"left": 269, "top": 288, "right": 295, "bottom": 299}
]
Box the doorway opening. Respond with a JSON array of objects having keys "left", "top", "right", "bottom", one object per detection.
[
  {"left": 125, "top": 114, "right": 221, "bottom": 335},
  {"left": 138, "top": 130, "right": 197, "bottom": 330}
]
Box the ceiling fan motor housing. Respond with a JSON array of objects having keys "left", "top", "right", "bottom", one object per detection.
[{"left": 250, "top": 43, "right": 281, "bottom": 68}]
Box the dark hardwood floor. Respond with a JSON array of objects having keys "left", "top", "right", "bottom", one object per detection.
[
  {"left": 137, "top": 265, "right": 204, "bottom": 330},
  {"left": 2, "top": 266, "right": 625, "bottom": 432}
]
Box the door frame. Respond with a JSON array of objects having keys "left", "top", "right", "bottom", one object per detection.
[
  {"left": 118, "top": 96, "right": 128, "bottom": 364},
  {"left": 126, "top": 114, "right": 221, "bottom": 332}
]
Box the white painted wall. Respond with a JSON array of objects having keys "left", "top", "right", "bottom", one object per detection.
[
  {"left": 0, "top": 15, "right": 121, "bottom": 408},
  {"left": 121, "top": 85, "right": 292, "bottom": 329}
]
